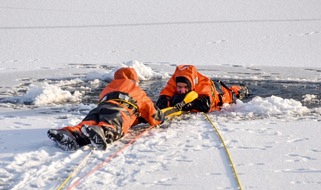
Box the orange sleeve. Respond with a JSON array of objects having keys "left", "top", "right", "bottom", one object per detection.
[
  {"left": 159, "top": 76, "right": 177, "bottom": 97},
  {"left": 194, "top": 74, "right": 213, "bottom": 95},
  {"left": 139, "top": 95, "right": 163, "bottom": 126},
  {"left": 193, "top": 74, "right": 216, "bottom": 109}
]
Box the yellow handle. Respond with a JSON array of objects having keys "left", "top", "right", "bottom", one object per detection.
[{"left": 161, "top": 91, "right": 198, "bottom": 117}]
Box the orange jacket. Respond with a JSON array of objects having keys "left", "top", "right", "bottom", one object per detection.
[
  {"left": 64, "top": 68, "right": 163, "bottom": 135},
  {"left": 98, "top": 67, "right": 163, "bottom": 133},
  {"left": 159, "top": 65, "right": 235, "bottom": 112}
]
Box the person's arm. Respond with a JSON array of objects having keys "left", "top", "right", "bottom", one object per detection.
[
  {"left": 182, "top": 95, "right": 211, "bottom": 112},
  {"left": 156, "top": 95, "right": 171, "bottom": 109},
  {"left": 140, "top": 95, "right": 165, "bottom": 126},
  {"left": 170, "top": 93, "right": 211, "bottom": 113}
]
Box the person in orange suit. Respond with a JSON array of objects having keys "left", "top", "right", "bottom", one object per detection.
[
  {"left": 156, "top": 65, "right": 249, "bottom": 112},
  {"left": 48, "top": 67, "right": 164, "bottom": 151}
]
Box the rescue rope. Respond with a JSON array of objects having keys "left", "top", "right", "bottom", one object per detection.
[
  {"left": 57, "top": 149, "right": 93, "bottom": 190},
  {"left": 64, "top": 91, "right": 197, "bottom": 189},
  {"left": 66, "top": 125, "right": 156, "bottom": 190},
  {"left": 203, "top": 113, "right": 243, "bottom": 190}
]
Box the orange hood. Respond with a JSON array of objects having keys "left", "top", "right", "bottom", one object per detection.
[
  {"left": 114, "top": 67, "right": 139, "bottom": 83},
  {"left": 173, "top": 65, "right": 198, "bottom": 90}
]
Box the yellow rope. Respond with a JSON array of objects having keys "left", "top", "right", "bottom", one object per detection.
[
  {"left": 203, "top": 113, "right": 243, "bottom": 190},
  {"left": 57, "top": 150, "right": 93, "bottom": 190}
]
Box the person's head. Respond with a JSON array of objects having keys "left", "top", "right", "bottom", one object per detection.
[
  {"left": 176, "top": 76, "right": 191, "bottom": 94},
  {"left": 114, "top": 67, "right": 139, "bottom": 84},
  {"left": 173, "top": 65, "right": 198, "bottom": 94}
]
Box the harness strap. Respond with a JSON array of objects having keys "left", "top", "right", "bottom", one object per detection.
[
  {"left": 99, "top": 91, "right": 139, "bottom": 113},
  {"left": 110, "top": 99, "right": 138, "bottom": 113}
]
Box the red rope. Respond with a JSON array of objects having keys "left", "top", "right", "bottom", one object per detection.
[{"left": 67, "top": 125, "right": 155, "bottom": 189}]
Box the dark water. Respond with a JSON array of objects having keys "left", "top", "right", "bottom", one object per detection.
[
  {"left": 0, "top": 78, "right": 320, "bottom": 109},
  {"left": 82, "top": 78, "right": 321, "bottom": 108},
  {"left": 222, "top": 79, "right": 321, "bottom": 108}
]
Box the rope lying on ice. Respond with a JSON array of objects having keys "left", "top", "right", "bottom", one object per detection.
[
  {"left": 59, "top": 91, "right": 198, "bottom": 189},
  {"left": 57, "top": 149, "right": 93, "bottom": 190},
  {"left": 203, "top": 113, "right": 243, "bottom": 190},
  {"left": 66, "top": 125, "right": 156, "bottom": 190}
]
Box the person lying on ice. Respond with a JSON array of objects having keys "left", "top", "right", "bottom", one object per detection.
[
  {"left": 156, "top": 65, "right": 249, "bottom": 113},
  {"left": 48, "top": 67, "right": 165, "bottom": 151}
]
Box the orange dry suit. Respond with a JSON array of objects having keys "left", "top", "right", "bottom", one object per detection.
[
  {"left": 63, "top": 67, "right": 164, "bottom": 146},
  {"left": 156, "top": 65, "right": 241, "bottom": 112}
]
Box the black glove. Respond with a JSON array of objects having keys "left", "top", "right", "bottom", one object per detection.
[
  {"left": 170, "top": 94, "right": 186, "bottom": 106},
  {"left": 156, "top": 95, "right": 170, "bottom": 109},
  {"left": 181, "top": 95, "right": 211, "bottom": 112},
  {"left": 181, "top": 102, "right": 193, "bottom": 111},
  {"left": 137, "top": 116, "right": 147, "bottom": 123},
  {"left": 153, "top": 106, "right": 165, "bottom": 124}
]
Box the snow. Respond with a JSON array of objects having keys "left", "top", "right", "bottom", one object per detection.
[{"left": 1, "top": 1, "right": 321, "bottom": 189}]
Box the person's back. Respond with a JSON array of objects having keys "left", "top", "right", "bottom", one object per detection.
[
  {"left": 48, "top": 67, "right": 164, "bottom": 151},
  {"left": 98, "top": 68, "right": 163, "bottom": 132}
]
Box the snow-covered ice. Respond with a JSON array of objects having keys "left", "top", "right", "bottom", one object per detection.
[{"left": 1, "top": 1, "right": 321, "bottom": 190}]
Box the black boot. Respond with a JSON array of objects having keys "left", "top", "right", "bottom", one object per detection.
[
  {"left": 47, "top": 129, "right": 80, "bottom": 151},
  {"left": 102, "top": 126, "right": 124, "bottom": 144},
  {"left": 237, "top": 86, "right": 249, "bottom": 100},
  {"left": 81, "top": 125, "right": 107, "bottom": 150}
]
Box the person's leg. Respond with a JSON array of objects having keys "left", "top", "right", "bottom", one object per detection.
[
  {"left": 230, "top": 85, "right": 249, "bottom": 100},
  {"left": 98, "top": 103, "right": 127, "bottom": 142},
  {"left": 81, "top": 103, "right": 133, "bottom": 150},
  {"left": 47, "top": 107, "right": 100, "bottom": 150},
  {"left": 81, "top": 103, "right": 124, "bottom": 150},
  {"left": 81, "top": 125, "right": 108, "bottom": 150},
  {"left": 47, "top": 129, "right": 80, "bottom": 151}
]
